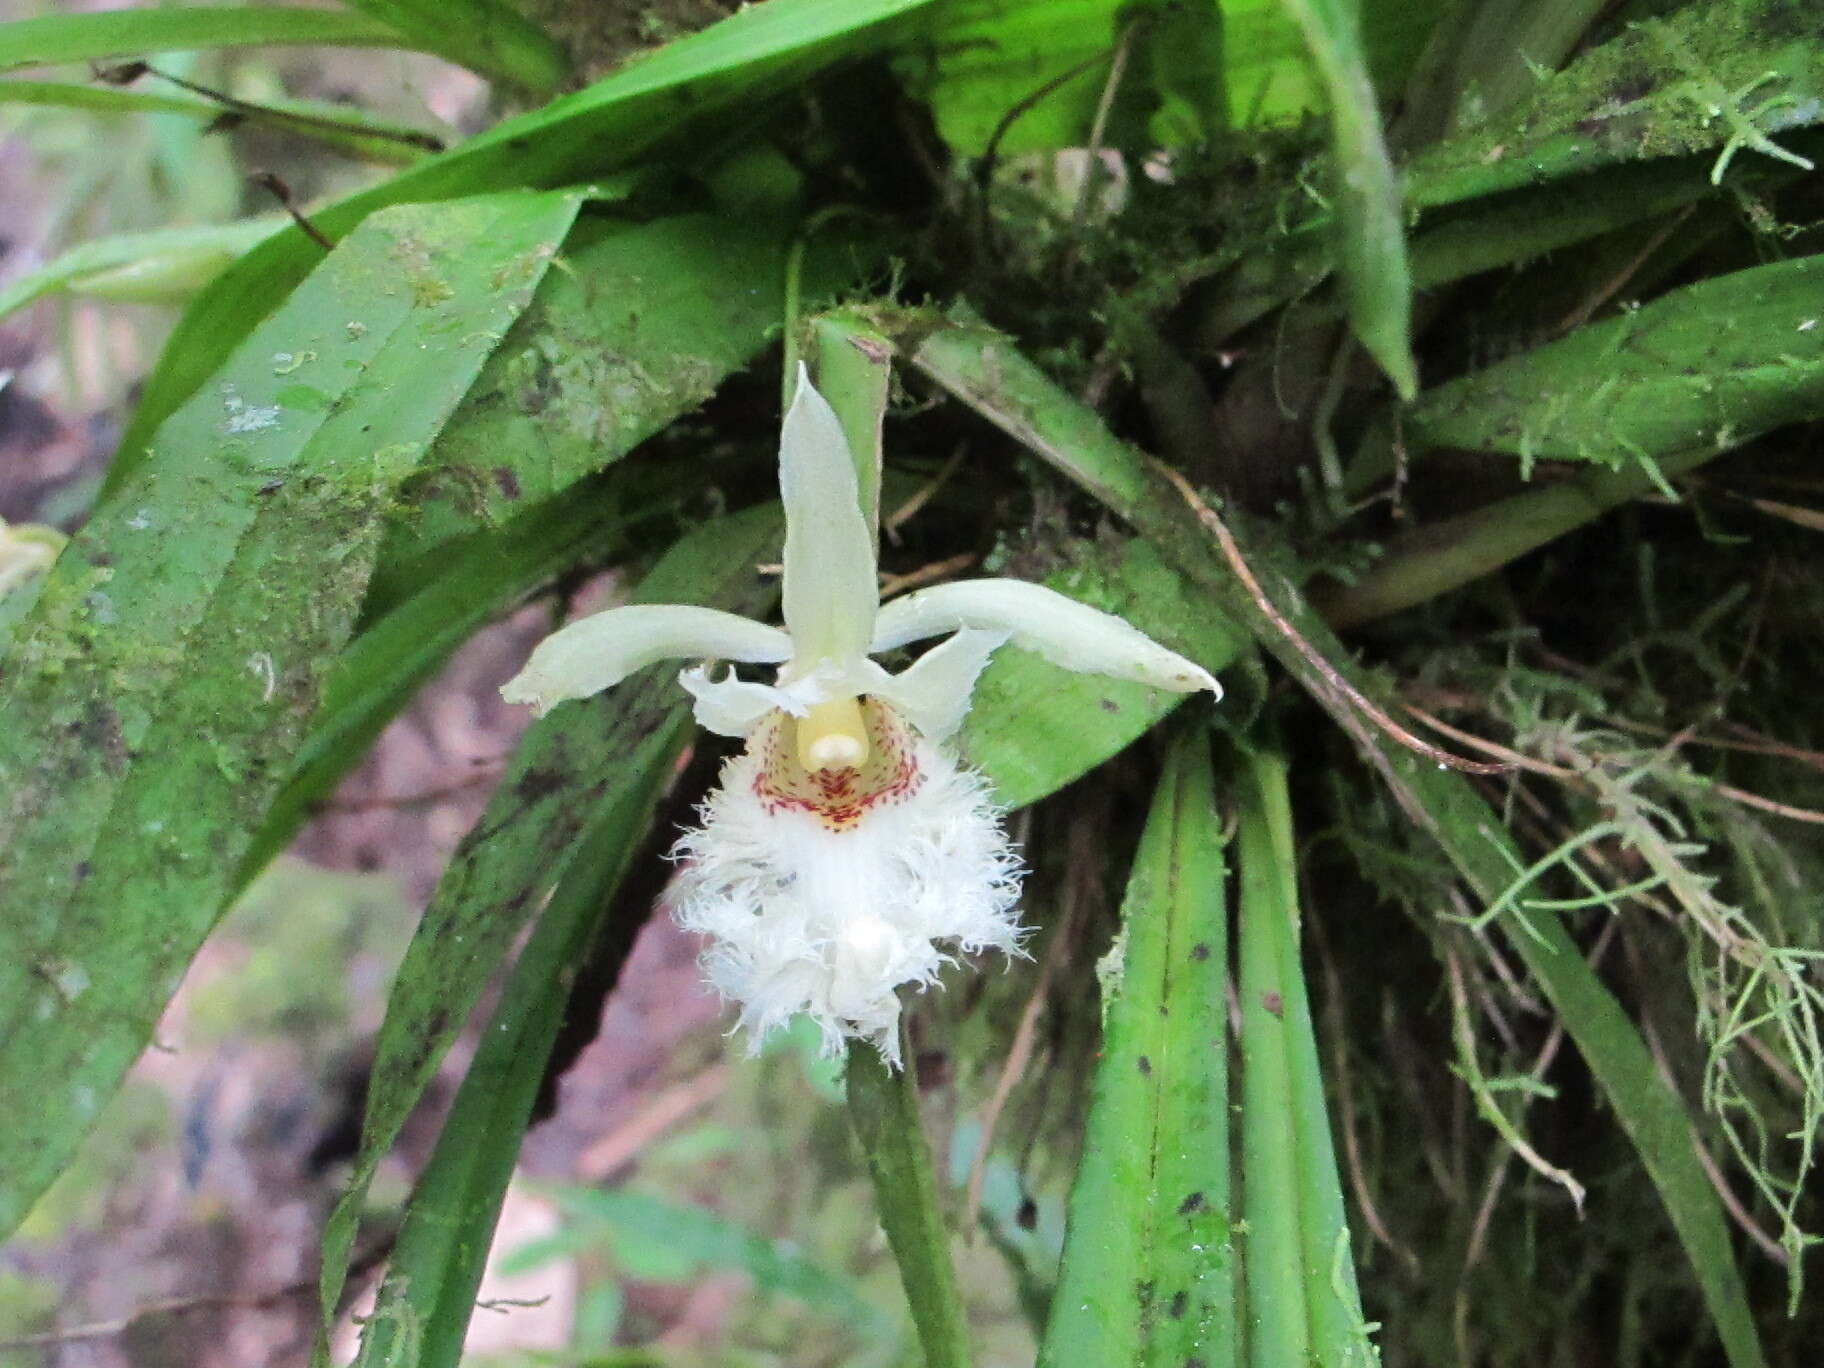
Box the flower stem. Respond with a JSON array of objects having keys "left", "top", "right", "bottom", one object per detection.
[{"left": 847, "top": 1030, "right": 974, "bottom": 1368}]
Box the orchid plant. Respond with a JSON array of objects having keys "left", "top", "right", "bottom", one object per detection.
[{"left": 502, "top": 365, "right": 1219, "bottom": 1062}]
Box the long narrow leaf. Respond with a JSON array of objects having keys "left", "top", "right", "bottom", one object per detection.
[
  {"left": 313, "top": 506, "right": 785, "bottom": 1345},
  {"left": 0, "top": 81, "right": 440, "bottom": 164},
  {"left": 1272, "top": 0, "right": 1415, "bottom": 396},
  {"left": 1317, "top": 446, "right": 1715, "bottom": 629},
  {"left": 1407, "top": 0, "right": 1824, "bottom": 209},
  {"left": 1376, "top": 759, "right": 1771, "bottom": 1368},
  {"left": 0, "top": 6, "right": 410, "bottom": 72},
  {"left": 0, "top": 218, "right": 282, "bottom": 320},
  {"left": 1235, "top": 742, "right": 1376, "bottom": 1367},
  {"left": 0, "top": 189, "right": 583, "bottom": 1241},
  {"left": 1041, "top": 729, "right": 1234, "bottom": 1368},
  {"left": 1405, "top": 155, "right": 1739, "bottom": 293},
  {"left": 352, "top": 674, "right": 686, "bottom": 1367},
  {"left": 1235, "top": 744, "right": 1308, "bottom": 1366},
  {"left": 0, "top": 79, "right": 233, "bottom": 116},
  {"left": 111, "top": 0, "right": 941, "bottom": 478},
  {"left": 374, "top": 211, "right": 867, "bottom": 597},
  {"left": 1403, "top": 252, "right": 1824, "bottom": 470},
  {"left": 338, "top": 0, "right": 568, "bottom": 93},
  {"left": 1315, "top": 249, "right": 1824, "bottom": 621}
]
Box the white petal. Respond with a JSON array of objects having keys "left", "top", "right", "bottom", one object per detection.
[
  {"left": 871, "top": 579, "right": 1221, "bottom": 695},
  {"left": 778, "top": 654, "right": 888, "bottom": 708},
  {"left": 779, "top": 363, "right": 877, "bottom": 668},
  {"left": 868, "top": 627, "right": 1010, "bottom": 740},
  {"left": 501, "top": 604, "right": 791, "bottom": 716},
  {"left": 678, "top": 666, "right": 797, "bottom": 737}
]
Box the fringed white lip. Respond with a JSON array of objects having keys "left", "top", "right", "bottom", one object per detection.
[
  {"left": 670, "top": 699, "right": 1022, "bottom": 1064},
  {"left": 502, "top": 364, "right": 1221, "bottom": 1062}
]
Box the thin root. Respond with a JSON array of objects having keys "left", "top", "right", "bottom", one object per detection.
[{"left": 1155, "top": 461, "right": 1512, "bottom": 776}]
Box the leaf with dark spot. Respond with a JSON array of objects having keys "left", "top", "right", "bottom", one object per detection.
[
  {"left": 1042, "top": 735, "right": 1234, "bottom": 1366},
  {"left": 0, "top": 188, "right": 583, "bottom": 1239},
  {"left": 314, "top": 505, "right": 784, "bottom": 1349}
]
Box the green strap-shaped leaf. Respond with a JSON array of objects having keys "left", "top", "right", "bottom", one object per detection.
[
  {"left": 374, "top": 212, "right": 867, "bottom": 596},
  {"left": 908, "top": 0, "right": 1442, "bottom": 155},
  {"left": 0, "top": 81, "right": 440, "bottom": 165},
  {"left": 1405, "top": 155, "right": 1741, "bottom": 294},
  {"left": 1234, "top": 743, "right": 1376, "bottom": 1368},
  {"left": 111, "top": 0, "right": 941, "bottom": 478},
  {"left": 0, "top": 217, "right": 283, "bottom": 320},
  {"left": 350, "top": 680, "right": 681, "bottom": 1368},
  {"left": 1323, "top": 251, "right": 1824, "bottom": 624},
  {"left": 0, "top": 78, "right": 218, "bottom": 116},
  {"left": 0, "top": 6, "right": 411, "bottom": 71},
  {"left": 0, "top": 188, "right": 584, "bottom": 1241},
  {"left": 1041, "top": 730, "right": 1234, "bottom": 1368},
  {"left": 1408, "top": 0, "right": 1824, "bottom": 210},
  {"left": 338, "top": 0, "right": 568, "bottom": 93},
  {"left": 1317, "top": 444, "right": 1716, "bottom": 629},
  {"left": 313, "top": 506, "right": 784, "bottom": 1347},
  {"left": 1273, "top": 0, "right": 1415, "bottom": 397},
  {"left": 240, "top": 465, "right": 693, "bottom": 884},
  {"left": 1404, "top": 252, "right": 1824, "bottom": 469},
  {"left": 909, "top": 316, "right": 1767, "bottom": 1368}
]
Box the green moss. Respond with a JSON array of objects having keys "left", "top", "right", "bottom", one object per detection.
[{"left": 1412, "top": 0, "right": 1824, "bottom": 205}]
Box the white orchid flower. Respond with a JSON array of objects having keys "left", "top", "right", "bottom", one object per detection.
[{"left": 502, "top": 364, "right": 1219, "bottom": 1063}]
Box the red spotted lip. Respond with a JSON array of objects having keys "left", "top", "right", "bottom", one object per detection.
[{"left": 752, "top": 698, "right": 923, "bottom": 831}]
